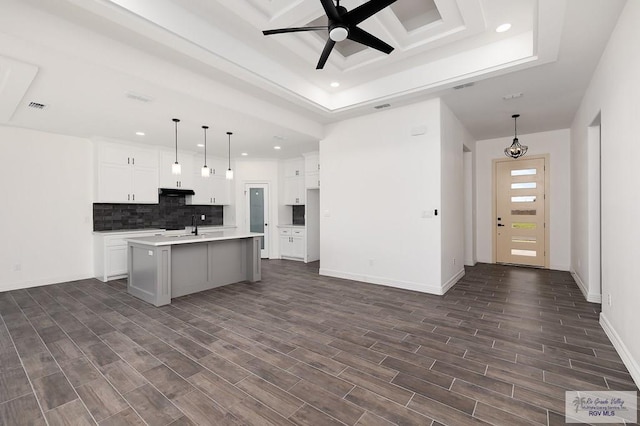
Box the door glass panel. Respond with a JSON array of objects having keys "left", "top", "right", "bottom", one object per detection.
[
  {"left": 511, "top": 209, "right": 536, "bottom": 215},
  {"left": 512, "top": 236, "right": 537, "bottom": 244},
  {"left": 512, "top": 223, "right": 536, "bottom": 229},
  {"left": 511, "top": 249, "right": 537, "bottom": 257},
  {"left": 249, "top": 188, "right": 265, "bottom": 249},
  {"left": 511, "top": 182, "right": 537, "bottom": 189},
  {"left": 511, "top": 196, "right": 536, "bottom": 203},
  {"left": 511, "top": 168, "right": 537, "bottom": 176}
]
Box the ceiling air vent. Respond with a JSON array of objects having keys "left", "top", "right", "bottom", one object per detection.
[
  {"left": 374, "top": 103, "right": 391, "bottom": 110},
  {"left": 27, "top": 101, "right": 47, "bottom": 110},
  {"left": 125, "top": 91, "right": 154, "bottom": 103},
  {"left": 453, "top": 82, "right": 475, "bottom": 90}
]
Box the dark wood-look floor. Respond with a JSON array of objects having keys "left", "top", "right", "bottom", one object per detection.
[{"left": 1, "top": 261, "right": 638, "bottom": 426}]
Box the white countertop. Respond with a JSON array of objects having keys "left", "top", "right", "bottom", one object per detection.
[{"left": 126, "top": 230, "right": 263, "bottom": 247}]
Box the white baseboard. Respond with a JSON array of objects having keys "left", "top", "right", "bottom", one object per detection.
[
  {"left": 571, "top": 270, "right": 602, "bottom": 303},
  {"left": 0, "top": 273, "right": 94, "bottom": 292},
  {"left": 319, "top": 268, "right": 462, "bottom": 295},
  {"left": 600, "top": 313, "right": 640, "bottom": 388},
  {"left": 442, "top": 268, "right": 465, "bottom": 294}
]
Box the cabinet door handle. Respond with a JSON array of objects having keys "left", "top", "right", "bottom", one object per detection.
[
  {"left": 132, "top": 194, "right": 135, "bottom": 201},
  {"left": 128, "top": 194, "right": 130, "bottom": 201},
  {"left": 127, "top": 157, "right": 130, "bottom": 165},
  {"left": 213, "top": 197, "right": 216, "bottom": 203},
  {"left": 132, "top": 157, "right": 135, "bottom": 165}
]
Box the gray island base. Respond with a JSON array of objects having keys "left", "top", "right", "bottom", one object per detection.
[{"left": 126, "top": 231, "right": 263, "bottom": 306}]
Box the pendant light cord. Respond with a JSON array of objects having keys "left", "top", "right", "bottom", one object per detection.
[
  {"left": 227, "top": 132, "right": 232, "bottom": 170},
  {"left": 172, "top": 118, "right": 180, "bottom": 163},
  {"left": 202, "top": 125, "right": 208, "bottom": 167}
]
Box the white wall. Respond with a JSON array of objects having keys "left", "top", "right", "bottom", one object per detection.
[
  {"left": 0, "top": 125, "right": 94, "bottom": 291},
  {"left": 440, "top": 100, "right": 473, "bottom": 289},
  {"left": 320, "top": 99, "right": 450, "bottom": 294},
  {"left": 570, "top": 0, "right": 640, "bottom": 386},
  {"left": 232, "top": 159, "right": 280, "bottom": 258},
  {"left": 475, "top": 129, "right": 571, "bottom": 270}
]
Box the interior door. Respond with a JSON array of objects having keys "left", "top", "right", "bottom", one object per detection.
[
  {"left": 245, "top": 183, "right": 269, "bottom": 258},
  {"left": 495, "top": 158, "right": 547, "bottom": 267}
]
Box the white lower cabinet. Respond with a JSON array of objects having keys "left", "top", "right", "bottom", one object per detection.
[
  {"left": 279, "top": 227, "right": 305, "bottom": 260},
  {"left": 94, "top": 230, "right": 163, "bottom": 281}
]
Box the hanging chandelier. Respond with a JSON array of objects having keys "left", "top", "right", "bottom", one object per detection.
[{"left": 504, "top": 114, "right": 528, "bottom": 159}]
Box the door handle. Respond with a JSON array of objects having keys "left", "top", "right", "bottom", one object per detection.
[
  {"left": 265, "top": 223, "right": 268, "bottom": 226},
  {"left": 497, "top": 224, "right": 505, "bottom": 227}
]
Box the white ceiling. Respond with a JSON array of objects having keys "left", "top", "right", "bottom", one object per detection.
[{"left": 0, "top": 0, "right": 627, "bottom": 158}]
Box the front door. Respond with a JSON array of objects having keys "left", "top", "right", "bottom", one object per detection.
[
  {"left": 495, "top": 157, "right": 547, "bottom": 267},
  {"left": 245, "top": 183, "right": 269, "bottom": 258}
]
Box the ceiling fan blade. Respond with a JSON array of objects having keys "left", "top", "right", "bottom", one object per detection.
[
  {"left": 320, "top": 0, "right": 342, "bottom": 22},
  {"left": 263, "top": 26, "right": 327, "bottom": 36},
  {"left": 347, "top": 26, "right": 394, "bottom": 54},
  {"left": 344, "top": 0, "right": 397, "bottom": 25},
  {"left": 316, "top": 39, "right": 336, "bottom": 69}
]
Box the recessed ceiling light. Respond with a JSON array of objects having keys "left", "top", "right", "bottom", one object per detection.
[
  {"left": 135, "top": 131, "right": 145, "bottom": 136},
  {"left": 241, "top": 152, "right": 248, "bottom": 156},
  {"left": 274, "top": 146, "right": 281, "bottom": 150},
  {"left": 197, "top": 143, "right": 204, "bottom": 147},
  {"left": 330, "top": 81, "right": 340, "bottom": 88},
  {"left": 496, "top": 23, "right": 511, "bottom": 33}
]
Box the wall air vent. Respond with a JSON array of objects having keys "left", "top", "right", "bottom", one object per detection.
[
  {"left": 374, "top": 103, "right": 391, "bottom": 110},
  {"left": 27, "top": 102, "right": 47, "bottom": 110},
  {"left": 453, "top": 82, "right": 475, "bottom": 90},
  {"left": 125, "top": 91, "right": 154, "bottom": 103}
]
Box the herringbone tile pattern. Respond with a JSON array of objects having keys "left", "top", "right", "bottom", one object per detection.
[{"left": 0, "top": 261, "right": 638, "bottom": 425}]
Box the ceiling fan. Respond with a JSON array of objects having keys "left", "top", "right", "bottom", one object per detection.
[{"left": 262, "top": 0, "right": 397, "bottom": 69}]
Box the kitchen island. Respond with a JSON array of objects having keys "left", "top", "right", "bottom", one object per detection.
[{"left": 126, "top": 230, "right": 262, "bottom": 306}]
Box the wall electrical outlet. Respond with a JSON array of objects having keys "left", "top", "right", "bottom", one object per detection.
[
  {"left": 608, "top": 294, "right": 612, "bottom": 306},
  {"left": 453, "top": 258, "right": 456, "bottom": 265},
  {"left": 368, "top": 259, "right": 374, "bottom": 267},
  {"left": 201, "top": 215, "right": 205, "bottom": 220}
]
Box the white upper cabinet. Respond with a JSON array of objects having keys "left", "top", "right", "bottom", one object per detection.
[
  {"left": 304, "top": 152, "right": 320, "bottom": 189},
  {"left": 188, "top": 154, "right": 231, "bottom": 205},
  {"left": 159, "top": 150, "right": 194, "bottom": 190},
  {"left": 283, "top": 158, "right": 305, "bottom": 205},
  {"left": 284, "top": 158, "right": 304, "bottom": 177},
  {"left": 95, "top": 142, "right": 158, "bottom": 203}
]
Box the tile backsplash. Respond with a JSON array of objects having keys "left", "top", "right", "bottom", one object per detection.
[{"left": 94, "top": 195, "right": 223, "bottom": 231}]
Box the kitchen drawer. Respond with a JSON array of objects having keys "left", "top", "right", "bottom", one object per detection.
[
  {"left": 279, "top": 228, "right": 292, "bottom": 236},
  {"left": 292, "top": 229, "right": 305, "bottom": 237}
]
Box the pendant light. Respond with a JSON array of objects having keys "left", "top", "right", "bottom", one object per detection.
[
  {"left": 226, "top": 131, "right": 234, "bottom": 180},
  {"left": 201, "top": 125, "right": 210, "bottom": 177},
  {"left": 504, "top": 114, "right": 528, "bottom": 159},
  {"left": 171, "top": 118, "right": 182, "bottom": 175}
]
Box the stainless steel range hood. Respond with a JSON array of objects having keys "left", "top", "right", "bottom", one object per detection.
[{"left": 158, "top": 188, "right": 195, "bottom": 197}]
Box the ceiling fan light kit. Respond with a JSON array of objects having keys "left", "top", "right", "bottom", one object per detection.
[{"left": 262, "top": 0, "right": 397, "bottom": 69}]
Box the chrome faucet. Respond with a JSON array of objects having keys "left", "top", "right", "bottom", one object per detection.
[{"left": 191, "top": 215, "right": 198, "bottom": 236}]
